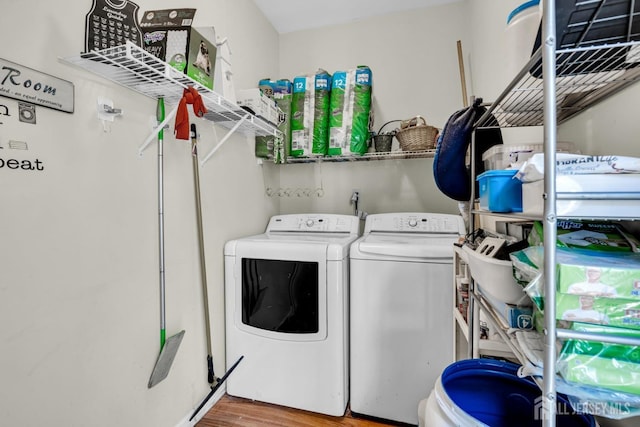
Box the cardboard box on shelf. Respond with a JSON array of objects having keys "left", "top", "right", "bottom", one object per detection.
[{"left": 140, "top": 9, "right": 216, "bottom": 90}]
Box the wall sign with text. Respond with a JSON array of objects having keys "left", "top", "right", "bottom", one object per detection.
[{"left": 0, "top": 58, "right": 74, "bottom": 113}]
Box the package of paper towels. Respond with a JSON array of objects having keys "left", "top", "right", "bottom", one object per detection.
[
  {"left": 290, "top": 69, "right": 332, "bottom": 157},
  {"left": 255, "top": 78, "right": 292, "bottom": 163},
  {"left": 328, "top": 66, "right": 373, "bottom": 156}
]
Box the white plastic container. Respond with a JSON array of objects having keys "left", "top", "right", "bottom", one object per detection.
[
  {"left": 504, "top": 0, "right": 542, "bottom": 81},
  {"left": 462, "top": 244, "right": 528, "bottom": 305},
  {"left": 482, "top": 141, "right": 577, "bottom": 170},
  {"left": 236, "top": 88, "right": 279, "bottom": 125},
  {"left": 419, "top": 375, "right": 483, "bottom": 427}
]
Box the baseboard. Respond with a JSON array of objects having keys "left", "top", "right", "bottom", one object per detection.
[{"left": 176, "top": 383, "right": 226, "bottom": 427}]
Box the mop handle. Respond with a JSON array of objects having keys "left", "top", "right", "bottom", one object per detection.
[{"left": 157, "top": 97, "right": 167, "bottom": 348}]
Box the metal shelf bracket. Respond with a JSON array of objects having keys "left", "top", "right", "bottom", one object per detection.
[
  {"left": 138, "top": 104, "right": 179, "bottom": 156},
  {"left": 200, "top": 113, "right": 250, "bottom": 166}
]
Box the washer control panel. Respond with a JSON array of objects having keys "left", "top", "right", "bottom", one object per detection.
[
  {"left": 267, "top": 214, "right": 359, "bottom": 234},
  {"left": 364, "top": 213, "right": 465, "bottom": 235}
]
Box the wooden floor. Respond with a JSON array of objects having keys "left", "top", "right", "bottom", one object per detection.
[{"left": 196, "top": 394, "right": 401, "bottom": 427}]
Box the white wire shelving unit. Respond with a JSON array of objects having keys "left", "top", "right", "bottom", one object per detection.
[{"left": 470, "top": 1, "right": 640, "bottom": 425}]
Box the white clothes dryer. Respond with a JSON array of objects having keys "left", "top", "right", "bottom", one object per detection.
[
  {"left": 349, "top": 212, "right": 465, "bottom": 425},
  {"left": 224, "top": 213, "right": 360, "bottom": 416}
]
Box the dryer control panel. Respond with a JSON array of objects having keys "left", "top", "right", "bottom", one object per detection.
[
  {"left": 267, "top": 214, "right": 359, "bottom": 234},
  {"left": 363, "top": 213, "right": 465, "bottom": 235}
]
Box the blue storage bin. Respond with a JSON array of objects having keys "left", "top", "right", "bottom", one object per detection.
[
  {"left": 433, "top": 359, "right": 596, "bottom": 427},
  {"left": 477, "top": 169, "right": 523, "bottom": 213}
]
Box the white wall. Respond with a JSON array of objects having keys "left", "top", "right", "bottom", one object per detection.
[
  {"left": 274, "top": 1, "right": 472, "bottom": 217},
  {"left": 0, "top": 1, "right": 279, "bottom": 426}
]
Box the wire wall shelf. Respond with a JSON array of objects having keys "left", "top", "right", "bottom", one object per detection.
[
  {"left": 477, "top": 41, "right": 640, "bottom": 128},
  {"left": 60, "top": 42, "right": 281, "bottom": 139},
  {"left": 281, "top": 149, "right": 437, "bottom": 164}
]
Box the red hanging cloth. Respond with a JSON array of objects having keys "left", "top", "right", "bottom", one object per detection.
[{"left": 175, "top": 86, "right": 208, "bottom": 140}]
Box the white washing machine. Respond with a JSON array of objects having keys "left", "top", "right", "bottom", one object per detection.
[
  {"left": 224, "top": 213, "right": 360, "bottom": 416},
  {"left": 349, "top": 212, "right": 465, "bottom": 425}
]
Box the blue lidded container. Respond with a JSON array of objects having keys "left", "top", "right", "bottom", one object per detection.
[{"left": 476, "top": 169, "right": 523, "bottom": 213}]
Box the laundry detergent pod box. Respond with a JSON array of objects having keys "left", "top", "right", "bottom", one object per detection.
[
  {"left": 328, "top": 66, "right": 373, "bottom": 156},
  {"left": 290, "top": 70, "right": 332, "bottom": 157},
  {"left": 140, "top": 9, "right": 216, "bottom": 90}
]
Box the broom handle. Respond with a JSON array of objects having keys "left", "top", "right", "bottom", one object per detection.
[
  {"left": 157, "top": 98, "right": 167, "bottom": 348},
  {"left": 457, "top": 40, "right": 469, "bottom": 108}
]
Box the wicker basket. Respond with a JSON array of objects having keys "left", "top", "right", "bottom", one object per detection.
[
  {"left": 372, "top": 120, "right": 401, "bottom": 152},
  {"left": 396, "top": 116, "right": 439, "bottom": 151}
]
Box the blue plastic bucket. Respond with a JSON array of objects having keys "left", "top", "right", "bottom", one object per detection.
[{"left": 420, "top": 359, "right": 596, "bottom": 427}]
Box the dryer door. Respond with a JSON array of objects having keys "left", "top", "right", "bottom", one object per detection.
[{"left": 230, "top": 240, "right": 328, "bottom": 341}]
